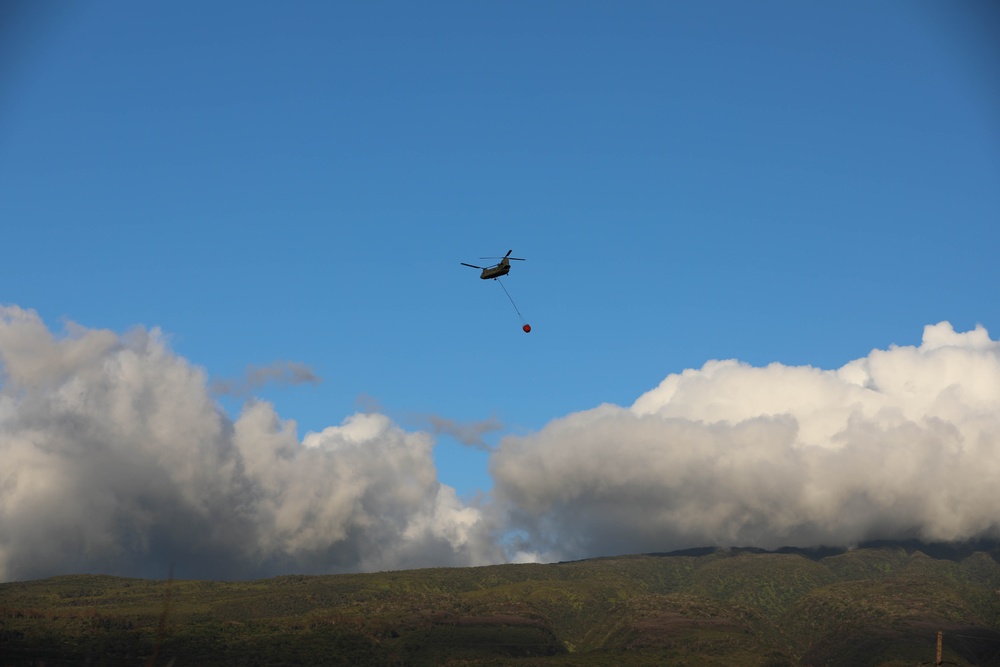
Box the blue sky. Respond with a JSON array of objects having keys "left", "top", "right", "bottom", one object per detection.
[{"left": 2, "top": 1, "right": 999, "bottom": 570}]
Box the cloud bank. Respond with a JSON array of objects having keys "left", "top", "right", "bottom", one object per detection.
[
  {"left": 491, "top": 322, "right": 1000, "bottom": 562},
  {"left": 2, "top": 305, "right": 999, "bottom": 581},
  {"left": 0, "top": 306, "right": 497, "bottom": 581}
]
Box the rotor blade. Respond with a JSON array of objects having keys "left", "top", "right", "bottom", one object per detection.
[
  {"left": 460, "top": 262, "right": 483, "bottom": 269},
  {"left": 505, "top": 249, "right": 512, "bottom": 258},
  {"left": 507, "top": 257, "right": 526, "bottom": 261}
]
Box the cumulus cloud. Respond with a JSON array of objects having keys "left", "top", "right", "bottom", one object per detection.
[
  {"left": 4, "top": 305, "right": 999, "bottom": 581},
  {"left": 491, "top": 322, "right": 1000, "bottom": 562},
  {"left": 0, "top": 306, "right": 499, "bottom": 582}
]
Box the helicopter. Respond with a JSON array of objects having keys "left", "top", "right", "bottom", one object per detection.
[
  {"left": 461, "top": 249, "right": 532, "bottom": 332},
  {"left": 460, "top": 249, "right": 525, "bottom": 280}
]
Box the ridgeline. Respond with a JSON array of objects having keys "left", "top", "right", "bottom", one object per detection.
[{"left": 3, "top": 542, "right": 1000, "bottom": 666}]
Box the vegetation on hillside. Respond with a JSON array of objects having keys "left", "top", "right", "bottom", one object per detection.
[{"left": 2, "top": 544, "right": 1000, "bottom": 666}]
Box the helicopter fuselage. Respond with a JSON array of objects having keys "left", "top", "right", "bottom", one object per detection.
[
  {"left": 479, "top": 261, "right": 511, "bottom": 280},
  {"left": 461, "top": 251, "right": 522, "bottom": 279}
]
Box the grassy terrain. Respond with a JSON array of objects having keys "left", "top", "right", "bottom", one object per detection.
[{"left": 2, "top": 544, "right": 1000, "bottom": 666}]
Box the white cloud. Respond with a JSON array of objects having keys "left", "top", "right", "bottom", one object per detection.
[
  {"left": 3, "top": 307, "right": 999, "bottom": 581},
  {"left": 491, "top": 321, "right": 1000, "bottom": 561},
  {"left": 0, "top": 306, "right": 499, "bottom": 582}
]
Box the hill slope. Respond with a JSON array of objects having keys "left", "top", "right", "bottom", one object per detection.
[{"left": 2, "top": 544, "right": 1000, "bottom": 666}]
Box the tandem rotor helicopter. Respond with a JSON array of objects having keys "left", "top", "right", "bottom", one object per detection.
[
  {"left": 461, "top": 250, "right": 532, "bottom": 333},
  {"left": 460, "top": 249, "right": 525, "bottom": 280}
]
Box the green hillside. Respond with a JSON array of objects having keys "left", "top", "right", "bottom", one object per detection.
[{"left": 3, "top": 545, "right": 1000, "bottom": 666}]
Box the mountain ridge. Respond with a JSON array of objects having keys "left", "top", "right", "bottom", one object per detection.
[{"left": 3, "top": 540, "right": 1000, "bottom": 666}]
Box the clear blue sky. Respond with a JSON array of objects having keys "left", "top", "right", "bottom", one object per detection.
[{"left": 3, "top": 0, "right": 998, "bottom": 502}]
